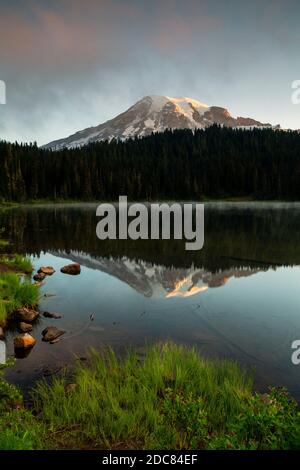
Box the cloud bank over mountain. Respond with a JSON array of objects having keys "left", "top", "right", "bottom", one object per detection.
[{"left": 0, "top": 0, "right": 299, "bottom": 144}]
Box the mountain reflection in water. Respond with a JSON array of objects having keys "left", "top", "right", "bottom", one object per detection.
[{"left": 48, "top": 250, "right": 260, "bottom": 298}]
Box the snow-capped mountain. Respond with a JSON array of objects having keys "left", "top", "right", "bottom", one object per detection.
[{"left": 44, "top": 95, "right": 276, "bottom": 150}]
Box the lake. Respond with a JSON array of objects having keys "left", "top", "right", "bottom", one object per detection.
[{"left": 1, "top": 202, "right": 300, "bottom": 399}]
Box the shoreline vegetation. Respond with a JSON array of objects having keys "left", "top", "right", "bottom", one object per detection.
[
  {"left": 1, "top": 343, "right": 300, "bottom": 450},
  {"left": 0, "top": 253, "right": 38, "bottom": 327},
  {"left": 1, "top": 236, "right": 300, "bottom": 450}
]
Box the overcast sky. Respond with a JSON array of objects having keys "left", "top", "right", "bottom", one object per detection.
[{"left": 0, "top": 0, "right": 299, "bottom": 145}]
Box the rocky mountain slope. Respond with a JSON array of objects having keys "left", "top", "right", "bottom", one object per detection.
[{"left": 44, "top": 95, "right": 277, "bottom": 150}]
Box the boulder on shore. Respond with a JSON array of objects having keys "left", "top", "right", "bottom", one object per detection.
[
  {"left": 60, "top": 263, "right": 81, "bottom": 275},
  {"left": 15, "top": 307, "right": 39, "bottom": 323},
  {"left": 14, "top": 333, "right": 36, "bottom": 349},
  {"left": 19, "top": 322, "right": 33, "bottom": 333},
  {"left": 42, "top": 326, "right": 65, "bottom": 342},
  {"left": 38, "top": 266, "right": 55, "bottom": 276}
]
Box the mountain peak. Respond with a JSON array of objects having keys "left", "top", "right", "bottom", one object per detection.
[
  {"left": 43, "top": 95, "right": 275, "bottom": 150},
  {"left": 134, "top": 95, "right": 210, "bottom": 118}
]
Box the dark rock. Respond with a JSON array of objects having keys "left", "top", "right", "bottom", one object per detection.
[
  {"left": 14, "top": 333, "right": 36, "bottom": 349},
  {"left": 60, "top": 263, "right": 81, "bottom": 275},
  {"left": 19, "top": 322, "right": 33, "bottom": 333},
  {"left": 33, "top": 272, "right": 46, "bottom": 281},
  {"left": 14, "top": 347, "right": 33, "bottom": 359},
  {"left": 15, "top": 307, "right": 39, "bottom": 323},
  {"left": 43, "top": 311, "right": 62, "bottom": 319},
  {"left": 42, "top": 326, "right": 65, "bottom": 342},
  {"left": 38, "top": 266, "right": 55, "bottom": 275}
]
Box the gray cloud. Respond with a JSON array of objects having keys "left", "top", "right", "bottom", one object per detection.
[{"left": 0, "top": 0, "right": 299, "bottom": 145}]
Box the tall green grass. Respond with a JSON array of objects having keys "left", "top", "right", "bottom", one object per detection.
[
  {"left": 0, "top": 271, "right": 39, "bottom": 325},
  {"left": 0, "top": 361, "right": 43, "bottom": 450},
  {"left": 0, "top": 343, "right": 299, "bottom": 450},
  {"left": 32, "top": 343, "right": 300, "bottom": 450}
]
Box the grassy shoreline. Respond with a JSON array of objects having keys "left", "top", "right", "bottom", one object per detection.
[
  {"left": 1, "top": 342, "right": 300, "bottom": 450},
  {"left": 0, "top": 254, "right": 38, "bottom": 327}
]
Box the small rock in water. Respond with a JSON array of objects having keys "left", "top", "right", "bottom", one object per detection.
[
  {"left": 0, "top": 327, "right": 4, "bottom": 340},
  {"left": 60, "top": 263, "right": 81, "bottom": 275},
  {"left": 43, "top": 311, "right": 62, "bottom": 319},
  {"left": 33, "top": 272, "right": 46, "bottom": 282},
  {"left": 19, "top": 322, "right": 33, "bottom": 333},
  {"left": 42, "top": 326, "right": 65, "bottom": 342},
  {"left": 38, "top": 266, "right": 55, "bottom": 275},
  {"left": 14, "top": 333, "right": 36, "bottom": 349},
  {"left": 90, "top": 313, "right": 95, "bottom": 321},
  {"left": 15, "top": 307, "right": 39, "bottom": 323}
]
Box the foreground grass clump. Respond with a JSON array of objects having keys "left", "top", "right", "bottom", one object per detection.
[
  {"left": 0, "top": 361, "right": 42, "bottom": 450},
  {"left": 0, "top": 271, "right": 39, "bottom": 324},
  {"left": 32, "top": 343, "right": 300, "bottom": 450}
]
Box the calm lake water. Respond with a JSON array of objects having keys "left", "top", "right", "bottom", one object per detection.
[{"left": 1, "top": 202, "right": 300, "bottom": 398}]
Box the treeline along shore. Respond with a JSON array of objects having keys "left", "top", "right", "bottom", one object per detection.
[{"left": 1, "top": 126, "right": 300, "bottom": 202}]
